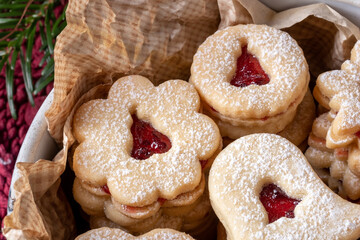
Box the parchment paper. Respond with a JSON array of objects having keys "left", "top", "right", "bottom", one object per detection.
[{"left": 3, "top": 0, "right": 360, "bottom": 239}]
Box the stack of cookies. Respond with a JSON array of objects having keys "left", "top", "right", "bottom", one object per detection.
[
  {"left": 210, "top": 134, "right": 360, "bottom": 240},
  {"left": 71, "top": 75, "right": 222, "bottom": 238},
  {"left": 70, "top": 23, "right": 360, "bottom": 239},
  {"left": 305, "top": 40, "right": 360, "bottom": 200},
  {"left": 190, "top": 24, "right": 315, "bottom": 150},
  {"left": 75, "top": 227, "right": 195, "bottom": 240}
]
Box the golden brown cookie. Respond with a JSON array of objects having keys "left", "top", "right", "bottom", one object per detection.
[
  {"left": 72, "top": 75, "right": 221, "bottom": 218},
  {"left": 215, "top": 89, "right": 315, "bottom": 145},
  {"left": 314, "top": 41, "right": 360, "bottom": 149},
  {"left": 305, "top": 105, "right": 360, "bottom": 200},
  {"left": 209, "top": 134, "right": 360, "bottom": 239},
  {"left": 191, "top": 24, "right": 309, "bottom": 135},
  {"left": 88, "top": 188, "right": 215, "bottom": 237},
  {"left": 75, "top": 227, "right": 195, "bottom": 240}
]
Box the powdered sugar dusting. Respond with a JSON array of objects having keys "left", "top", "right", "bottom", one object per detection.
[
  {"left": 73, "top": 75, "right": 221, "bottom": 206},
  {"left": 75, "top": 227, "right": 194, "bottom": 240},
  {"left": 190, "top": 24, "right": 308, "bottom": 118},
  {"left": 316, "top": 40, "right": 360, "bottom": 140},
  {"left": 209, "top": 134, "right": 360, "bottom": 239}
]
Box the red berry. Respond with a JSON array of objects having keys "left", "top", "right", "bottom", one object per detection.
[
  {"left": 259, "top": 184, "right": 300, "bottom": 223},
  {"left": 230, "top": 46, "right": 270, "bottom": 88},
  {"left": 131, "top": 115, "right": 171, "bottom": 160}
]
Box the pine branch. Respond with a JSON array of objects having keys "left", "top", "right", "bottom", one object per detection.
[{"left": 0, "top": 0, "right": 67, "bottom": 119}]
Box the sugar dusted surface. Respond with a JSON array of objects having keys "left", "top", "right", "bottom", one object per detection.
[
  {"left": 312, "top": 113, "right": 331, "bottom": 139},
  {"left": 209, "top": 134, "right": 360, "bottom": 240},
  {"left": 73, "top": 75, "right": 221, "bottom": 206},
  {"left": 75, "top": 227, "right": 194, "bottom": 240},
  {"left": 316, "top": 40, "right": 360, "bottom": 138},
  {"left": 190, "top": 24, "right": 308, "bottom": 118}
]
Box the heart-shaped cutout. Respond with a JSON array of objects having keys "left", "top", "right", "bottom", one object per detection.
[
  {"left": 209, "top": 133, "right": 360, "bottom": 239},
  {"left": 131, "top": 114, "right": 172, "bottom": 160},
  {"left": 230, "top": 45, "right": 270, "bottom": 87}
]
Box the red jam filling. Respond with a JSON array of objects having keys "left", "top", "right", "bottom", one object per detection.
[
  {"left": 230, "top": 45, "right": 270, "bottom": 88},
  {"left": 124, "top": 198, "right": 167, "bottom": 213},
  {"left": 260, "top": 184, "right": 300, "bottom": 223},
  {"left": 131, "top": 114, "right": 172, "bottom": 160},
  {"left": 158, "top": 198, "right": 167, "bottom": 205},
  {"left": 102, "top": 185, "right": 110, "bottom": 195},
  {"left": 210, "top": 106, "right": 219, "bottom": 113},
  {"left": 123, "top": 205, "right": 142, "bottom": 213},
  {"left": 311, "top": 135, "right": 326, "bottom": 144},
  {"left": 355, "top": 131, "right": 360, "bottom": 138},
  {"left": 334, "top": 148, "right": 348, "bottom": 159}
]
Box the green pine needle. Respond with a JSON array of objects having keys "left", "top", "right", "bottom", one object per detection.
[
  {"left": 5, "top": 57, "right": 16, "bottom": 119},
  {"left": 20, "top": 49, "right": 35, "bottom": 106},
  {"left": 44, "top": 3, "right": 54, "bottom": 55},
  {"left": 0, "top": 0, "right": 67, "bottom": 118}
]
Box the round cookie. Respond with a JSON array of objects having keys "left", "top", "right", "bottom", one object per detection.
[
  {"left": 75, "top": 227, "right": 195, "bottom": 240},
  {"left": 73, "top": 177, "right": 108, "bottom": 216},
  {"left": 209, "top": 134, "right": 360, "bottom": 239},
  {"left": 215, "top": 89, "right": 315, "bottom": 144},
  {"left": 89, "top": 188, "right": 215, "bottom": 236},
  {"left": 191, "top": 24, "right": 309, "bottom": 134}
]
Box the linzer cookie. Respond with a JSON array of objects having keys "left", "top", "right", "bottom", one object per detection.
[
  {"left": 216, "top": 89, "right": 315, "bottom": 146},
  {"left": 88, "top": 188, "right": 216, "bottom": 238},
  {"left": 313, "top": 40, "right": 360, "bottom": 149},
  {"left": 190, "top": 24, "right": 309, "bottom": 138},
  {"left": 75, "top": 227, "right": 195, "bottom": 240},
  {"left": 209, "top": 134, "right": 360, "bottom": 239},
  {"left": 72, "top": 75, "right": 221, "bottom": 235},
  {"left": 305, "top": 112, "right": 360, "bottom": 200},
  {"left": 309, "top": 41, "right": 360, "bottom": 200}
]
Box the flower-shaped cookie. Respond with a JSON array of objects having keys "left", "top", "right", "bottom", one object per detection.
[
  {"left": 75, "top": 227, "right": 195, "bottom": 240},
  {"left": 209, "top": 134, "right": 360, "bottom": 239},
  {"left": 314, "top": 40, "right": 360, "bottom": 149},
  {"left": 72, "top": 75, "right": 221, "bottom": 207}
]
